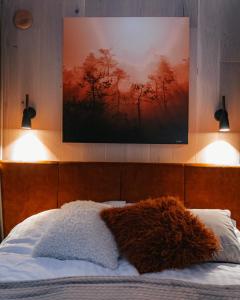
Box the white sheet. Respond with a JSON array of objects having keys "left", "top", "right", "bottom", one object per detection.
[
  {"left": 0, "top": 253, "right": 138, "bottom": 282},
  {"left": 0, "top": 209, "right": 138, "bottom": 281},
  {"left": 1, "top": 251, "right": 240, "bottom": 285},
  {"left": 144, "top": 262, "right": 240, "bottom": 285}
]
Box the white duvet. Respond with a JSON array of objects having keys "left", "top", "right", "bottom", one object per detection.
[{"left": 1, "top": 209, "right": 240, "bottom": 285}]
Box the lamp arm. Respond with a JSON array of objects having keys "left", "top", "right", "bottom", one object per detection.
[
  {"left": 25, "top": 94, "right": 29, "bottom": 108},
  {"left": 222, "top": 96, "right": 226, "bottom": 110}
]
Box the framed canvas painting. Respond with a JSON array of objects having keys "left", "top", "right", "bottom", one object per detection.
[{"left": 63, "top": 17, "right": 189, "bottom": 143}]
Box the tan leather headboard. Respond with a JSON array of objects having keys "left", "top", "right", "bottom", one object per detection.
[
  {"left": 185, "top": 165, "right": 240, "bottom": 228},
  {"left": 0, "top": 161, "right": 240, "bottom": 236},
  {"left": 0, "top": 162, "right": 58, "bottom": 235},
  {"left": 121, "top": 163, "right": 184, "bottom": 202},
  {"left": 58, "top": 162, "right": 121, "bottom": 206}
]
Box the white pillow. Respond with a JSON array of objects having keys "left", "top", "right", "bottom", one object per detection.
[
  {"left": 0, "top": 209, "right": 58, "bottom": 254},
  {"left": 191, "top": 209, "right": 240, "bottom": 263},
  {"left": 0, "top": 201, "right": 125, "bottom": 255},
  {"left": 33, "top": 201, "right": 119, "bottom": 269},
  {"left": 235, "top": 227, "right": 240, "bottom": 239}
]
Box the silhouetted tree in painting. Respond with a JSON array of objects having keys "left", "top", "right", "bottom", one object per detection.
[
  {"left": 148, "top": 56, "right": 175, "bottom": 109},
  {"left": 98, "top": 48, "right": 117, "bottom": 77},
  {"left": 130, "top": 83, "right": 150, "bottom": 129},
  {"left": 63, "top": 66, "right": 85, "bottom": 102},
  {"left": 113, "top": 67, "right": 128, "bottom": 113},
  {"left": 82, "top": 52, "right": 103, "bottom": 105}
]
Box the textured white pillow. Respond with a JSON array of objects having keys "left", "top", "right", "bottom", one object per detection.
[
  {"left": 33, "top": 201, "right": 119, "bottom": 269},
  {"left": 191, "top": 209, "right": 240, "bottom": 263},
  {"left": 0, "top": 201, "right": 124, "bottom": 255}
]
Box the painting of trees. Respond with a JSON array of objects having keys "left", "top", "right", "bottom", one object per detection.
[
  {"left": 112, "top": 67, "right": 128, "bottom": 113},
  {"left": 63, "top": 17, "right": 189, "bottom": 143}
]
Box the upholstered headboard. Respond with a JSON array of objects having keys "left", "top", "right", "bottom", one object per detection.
[{"left": 0, "top": 161, "right": 240, "bottom": 236}]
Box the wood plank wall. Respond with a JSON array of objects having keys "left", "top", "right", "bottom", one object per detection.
[{"left": 1, "top": 0, "right": 240, "bottom": 163}]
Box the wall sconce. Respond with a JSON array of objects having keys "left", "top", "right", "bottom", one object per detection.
[
  {"left": 214, "top": 96, "right": 230, "bottom": 132},
  {"left": 21, "top": 94, "right": 36, "bottom": 129}
]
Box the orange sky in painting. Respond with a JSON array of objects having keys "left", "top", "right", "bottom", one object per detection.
[{"left": 64, "top": 17, "right": 189, "bottom": 84}]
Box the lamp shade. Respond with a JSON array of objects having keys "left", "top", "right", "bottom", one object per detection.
[
  {"left": 214, "top": 96, "right": 230, "bottom": 132},
  {"left": 21, "top": 94, "right": 36, "bottom": 129}
]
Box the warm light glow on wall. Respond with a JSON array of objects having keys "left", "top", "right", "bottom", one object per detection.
[
  {"left": 10, "top": 131, "right": 48, "bottom": 162},
  {"left": 199, "top": 140, "right": 239, "bottom": 165}
]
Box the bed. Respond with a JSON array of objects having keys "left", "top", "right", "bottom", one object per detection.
[{"left": 0, "top": 161, "right": 240, "bottom": 300}]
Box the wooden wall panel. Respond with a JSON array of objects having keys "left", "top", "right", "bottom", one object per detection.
[
  {"left": 85, "top": 0, "right": 189, "bottom": 17},
  {"left": 220, "top": 0, "right": 240, "bottom": 62},
  {"left": 1, "top": 0, "right": 240, "bottom": 164},
  {"left": 196, "top": 0, "right": 221, "bottom": 133},
  {"left": 182, "top": 0, "right": 198, "bottom": 27},
  {"left": 220, "top": 62, "right": 240, "bottom": 132}
]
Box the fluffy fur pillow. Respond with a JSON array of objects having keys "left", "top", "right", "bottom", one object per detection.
[{"left": 101, "top": 197, "right": 219, "bottom": 274}]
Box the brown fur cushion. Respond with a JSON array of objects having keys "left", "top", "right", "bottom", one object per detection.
[{"left": 101, "top": 197, "right": 219, "bottom": 274}]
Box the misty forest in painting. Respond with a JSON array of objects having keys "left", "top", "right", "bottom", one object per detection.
[{"left": 63, "top": 18, "right": 189, "bottom": 143}]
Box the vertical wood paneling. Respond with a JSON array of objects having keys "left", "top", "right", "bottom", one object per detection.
[
  {"left": 2, "top": 0, "right": 19, "bottom": 130},
  {"left": 220, "top": 0, "right": 240, "bottom": 62},
  {"left": 85, "top": 0, "right": 192, "bottom": 17},
  {"left": 188, "top": 27, "right": 198, "bottom": 133},
  {"left": 105, "top": 144, "right": 127, "bottom": 162},
  {"left": 1, "top": 0, "right": 240, "bottom": 164},
  {"left": 62, "top": 0, "right": 85, "bottom": 17},
  {"left": 196, "top": 0, "right": 221, "bottom": 132},
  {"left": 85, "top": 0, "right": 144, "bottom": 16},
  {"left": 126, "top": 144, "right": 150, "bottom": 162},
  {"left": 172, "top": 133, "right": 197, "bottom": 163},
  {"left": 220, "top": 62, "right": 240, "bottom": 132},
  {"left": 182, "top": 0, "right": 198, "bottom": 27},
  {"left": 149, "top": 144, "right": 173, "bottom": 163},
  {"left": 137, "top": 0, "right": 185, "bottom": 16}
]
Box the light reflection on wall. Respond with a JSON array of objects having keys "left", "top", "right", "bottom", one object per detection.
[
  {"left": 10, "top": 131, "right": 48, "bottom": 162},
  {"left": 198, "top": 140, "right": 239, "bottom": 165},
  {"left": 5, "top": 130, "right": 240, "bottom": 164}
]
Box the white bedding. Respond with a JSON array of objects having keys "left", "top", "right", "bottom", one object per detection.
[
  {"left": 0, "top": 209, "right": 137, "bottom": 281},
  {"left": 1, "top": 250, "right": 240, "bottom": 285},
  {"left": 0, "top": 253, "right": 138, "bottom": 282},
  {"left": 1, "top": 208, "right": 240, "bottom": 285}
]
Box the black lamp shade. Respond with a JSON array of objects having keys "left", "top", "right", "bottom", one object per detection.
[
  {"left": 214, "top": 96, "right": 230, "bottom": 132},
  {"left": 21, "top": 95, "right": 36, "bottom": 129}
]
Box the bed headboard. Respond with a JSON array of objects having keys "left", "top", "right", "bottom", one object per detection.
[{"left": 0, "top": 161, "right": 240, "bottom": 236}]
